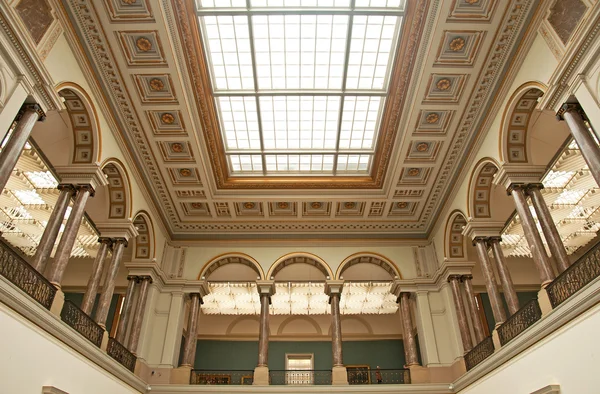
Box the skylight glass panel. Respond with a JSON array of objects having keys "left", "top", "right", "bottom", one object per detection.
[{"left": 197, "top": 3, "right": 404, "bottom": 176}]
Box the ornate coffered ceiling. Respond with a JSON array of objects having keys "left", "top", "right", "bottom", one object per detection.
[{"left": 56, "top": 0, "right": 542, "bottom": 240}]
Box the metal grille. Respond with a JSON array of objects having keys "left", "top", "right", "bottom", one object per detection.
[
  {"left": 497, "top": 297, "right": 542, "bottom": 346},
  {"left": 347, "top": 368, "right": 410, "bottom": 384},
  {"left": 269, "top": 370, "right": 332, "bottom": 385},
  {"left": 0, "top": 239, "right": 56, "bottom": 309},
  {"left": 546, "top": 242, "right": 600, "bottom": 308},
  {"left": 107, "top": 337, "right": 136, "bottom": 372},
  {"left": 191, "top": 370, "right": 254, "bottom": 385},
  {"left": 465, "top": 336, "right": 494, "bottom": 371},
  {"left": 60, "top": 299, "right": 104, "bottom": 347}
]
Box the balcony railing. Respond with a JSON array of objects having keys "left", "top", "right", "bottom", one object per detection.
[
  {"left": 60, "top": 299, "right": 104, "bottom": 347},
  {"left": 191, "top": 370, "right": 254, "bottom": 385},
  {"left": 497, "top": 297, "right": 542, "bottom": 346},
  {"left": 107, "top": 337, "right": 136, "bottom": 372},
  {"left": 546, "top": 241, "right": 600, "bottom": 308},
  {"left": 269, "top": 370, "right": 332, "bottom": 385},
  {"left": 348, "top": 368, "right": 411, "bottom": 384},
  {"left": 464, "top": 336, "right": 494, "bottom": 371},
  {"left": 0, "top": 239, "right": 56, "bottom": 309}
]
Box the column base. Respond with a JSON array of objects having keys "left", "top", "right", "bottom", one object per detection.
[
  {"left": 408, "top": 365, "right": 429, "bottom": 383},
  {"left": 170, "top": 365, "right": 192, "bottom": 384},
  {"left": 50, "top": 288, "right": 65, "bottom": 317},
  {"left": 331, "top": 365, "right": 348, "bottom": 385},
  {"left": 253, "top": 366, "right": 269, "bottom": 385}
]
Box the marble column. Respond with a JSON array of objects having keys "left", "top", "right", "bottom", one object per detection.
[
  {"left": 527, "top": 184, "right": 571, "bottom": 273},
  {"left": 257, "top": 292, "right": 270, "bottom": 367},
  {"left": 0, "top": 104, "right": 44, "bottom": 194},
  {"left": 115, "top": 276, "right": 138, "bottom": 344},
  {"left": 95, "top": 238, "right": 127, "bottom": 328},
  {"left": 558, "top": 103, "right": 600, "bottom": 186},
  {"left": 474, "top": 237, "right": 507, "bottom": 326},
  {"left": 180, "top": 293, "right": 201, "bottom": 367},
  {"left": 399, "top": 292, "right": 419, "bottom": 366},
  {"left": 508, "top": 184, "right": 555, "bottom": 285},
  {"left": 81, "top": 237, "right": 112, "bottom": 315},
  {"left": 128, "top": 276, "right": 152, "bottom": 354},
  {"left": 462, "top": 275, "right": 485, "bottom": 343},
  {"left": 46, "top": 184, "right": 94, "bottom": 287},
  {"left": 330, "top": 291, "right": 344, "bottom": 367},
  {"left": 31, "top": 184, "right": 74, "bottom": 273},
  {"left": 448, "top": 275, "right": 472, "bottom": 353},
  {"left": 488, "top": 237, "right": 520, "bottom": 315}
]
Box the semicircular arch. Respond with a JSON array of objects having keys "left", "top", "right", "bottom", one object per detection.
[
  {"left": 467, "top": 158, "right": 501, "bottom": 220},
  {"left": 444, "top": 210, "right": 468, "bottom": 260},
  {"left": 100, "top": 158, "right": 133, "bottom": 220},
  {"left": 267, "top": 252, "right": 333, "bottom": 280},
  {"left": 335, "top": 252, "right": 401, "bottom": 280},
  {"left": 132, "top": 210, "right": 155, "bottom": 260},
  {"left": 277, "top": 316, "right": 323, "bottom": 336},
  {"left": 198, "top": 253, "right": 265, "bottom": 280}
]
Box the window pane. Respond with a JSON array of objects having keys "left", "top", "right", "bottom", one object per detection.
[
  {"left": 340, "top": 96, "right": 382, "bottom": 149},
  {"left": 218, "top": 97, "right": 261, "bottom": 150}
]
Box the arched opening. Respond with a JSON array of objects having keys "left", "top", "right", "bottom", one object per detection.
[
  {"left": 199, "top": 253, "right": 264, "bottom": 281},
  {"left": 132, "top": 211, "right": 155, "bottom": 260},
  {"left": 268, "top": 253, "right": 333, "bottom": 281},
  {"left": 444, "top": 210, "right": 468, "bottom": 260},
  {"left": 336, "top": 253, "right": 401, "bottom": 280}
]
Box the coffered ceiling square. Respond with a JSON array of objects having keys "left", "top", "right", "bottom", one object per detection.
[
  {"left": 104, "top": 0, "right": 153, "bottom": 22},
  {"left": 176, "top": 190, "right": 205, "bottom": 199},
  {"left": 214, "top": 202, "right": 231, "bottom": 217},
  {"left": 133, "top": 74, "right": 177, "bottom": 104},
  {"left": 368, "top": 202, "right": 386, "bottom": 217},
  {"left": 435, "top": 30, "right": 484, "bottom": 66},
  {"left": 398, "top": 167, "right": 432, "bottom": 185},
  {"left": 235, "top": 202, "right": 263, "bottom": 217},
  {"left": 168, "top": 168, "right": 201, "bottom": 185},
  {"left": 388, "top": 201, "right": 417, "bottom": 216},
  {"left": 158, "top": 142, "right": 195, "bottom": 163},
  {"left": 146, "top": 110, "right": 186, "bottom": 135},
  {"left": 117, "top": 30, "right": 166, "bottom": 66},
  {"left": 303, "top": 202, "right": 331, "bottom": 217},
  {"left": 423, "top": 74, "right": 468, "bottom": 103},
  {"left": 182, "top": 202, "right": 211, "bottom": 217},
  {"left": 336, "top": 202, "right": 365, "bottom": 217},
  {"left": 406, "top": 141, "right": 442, "bottom": 162},
  {"left": 447, "top": 0, "right": 497, "bottom": 21},
  {"left": 415, "top": 110, "right": 455, "bottom": 134},
  {"left": 394, "top": 189, "right": 424, "bottom": 199},
  {"left": 269, "top": 202, "right": 297, "bottom": 217}
]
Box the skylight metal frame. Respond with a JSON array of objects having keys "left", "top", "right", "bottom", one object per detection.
[{"left": 196, "top": 0, "right": 405, "bottom": 176}]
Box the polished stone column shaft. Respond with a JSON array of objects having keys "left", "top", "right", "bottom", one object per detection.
[
  {"left": 115, "top": 276, "right": 138, "bottom": 344},
  {"left": 128, "top": 276, "right": 151, "bottom": 354},
  {"left": 474, "top": 238, "right": 507, "bottom": 325},
  {"left": 527, "top": 184, "right": 571, "bottom": 273},
  {"left": 0, "top": 105, "right": 43, "bottom": 194},
  {"left": 489, "top": 237, "right": 520, "bottom": 315},
  {"left": 31, "top": 184, "right": 74, "bottom": 273},
  {"left": 399, "top": 292, "right": 419, "bottom": 365},
  {"left": 46, "top": 185, "right": 93, "bottom": 287},
  {"left": 95, "top": 238, "right": 127, "bottom": 328},
  {"left": 257, "top": 293, "right": 270, "bottom": 366},
  {"left": 181, "top": 293, "right": 201, "bottom": 367},
  {"left": 559, "top": 104, "right": 600, "bottom": 186},
  {"left": 81, "top": 237, "right": 111, "bottom": 315},
  {"left": 508, "top": 184, "right": 555, "bottom": 285},
  {"left": 330, "top": 292, "right": 344, "bottom": 366},
  {"left": 462, "top": 275, "right": 485, "bottom": 344},
  {"left": 448, "top": 275, "right": 472, "bottom": 352}
]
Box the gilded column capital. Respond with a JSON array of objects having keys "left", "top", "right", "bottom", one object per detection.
[
  {"left": 17, "top": 103, "right": 46, "bottom": 121},
  {"left": 111, "top": 237, "right": 128, "bottom": 248},
  {"left": 57, "top": 183, "right": 76, "bottom": 196},
  {"left": 556, "top": 103, "right": 586, "bottom": 121},
  {"left": 461, "top": 274, "right": 473, "bottom": 281},
  {"left": 472, "top": 236, "right": 490, "bottom": 246},
  {"left": 97, "top": 237, "right": 112, "bottom": 246},
  {"left": 506, "top": 182, "right": 527, "bottom": 195},
  {"left": 525, "top": 182, "right": 545, "bottom": 193},
  {"left": 447, "top": 274, "right": 462, "bottom": 283},
  {"left": 74, "top": 183, "right": 96, "bottom": 197}
]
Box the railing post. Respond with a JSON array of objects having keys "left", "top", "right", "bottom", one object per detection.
[
  {"left": 537, "top": 287, "right": 554, "bottom": 317},
  {"left": 50, "top": 289, "right": 65, "bottom": 317}
]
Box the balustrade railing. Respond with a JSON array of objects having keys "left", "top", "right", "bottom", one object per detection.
[
  {"left": 546, "top": 241, "right": 600, "bottom": 308},
  {"left": 0, "top": 239, "right": 56, "bottom": 309},
  {"left": 269, "top": 370, "right": 332, "bottom": 385},
  {"left": 191, "top": 370, "right": 254, "bottom": 385},
  {"left": 60, "top": 299, "right": 104, "bottom": 347},
  {"left": 497, "top": 297, "right": 542, "bottom": 346},
  {"left": 107, "top": 337, "right": 136, "bottom": 372},
  {"left": 348, "top": 368, "right": 410, "bottom": 384},
  {"left": 464, "top": 336, "right": 494, "bottom": 371}
]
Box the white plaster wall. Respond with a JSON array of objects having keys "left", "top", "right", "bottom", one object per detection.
[
  {"left": 0, "top": 303, "right": 141, "bottom": 394},
  {"left": 459, "top": 302, "right": 600, "bottom": 394}
]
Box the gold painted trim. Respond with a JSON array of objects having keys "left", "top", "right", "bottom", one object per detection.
[
  {"left": 443, "top": 209, "right": 468, "bottom": 260},
  {"left": 198, "top": 252, "right": 265, "bottom": 280},
  {"left": 335, "top": 251, "right": 403, "bottom": 280},
  {"left": 466, "top": 157, "right": 501, "bottom": 219},
  {"left": 267, "top": 251, "right": 334, "bottom": 280},
  {"left": 132, "top": 210, "right": 156, "bottom": 259},
  {"left": 100, "top": 157, "right": 134, "bottom": 219}
]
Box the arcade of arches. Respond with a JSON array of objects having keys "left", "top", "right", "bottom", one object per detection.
[{"left": 1, "top": 1, "right": 600, "bottom": 393}]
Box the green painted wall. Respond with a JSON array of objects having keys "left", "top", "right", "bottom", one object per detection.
[
  {"left": 480, "top": 291, "right": 538, "bottom": 332},
  {"left": 63, "top": 292, "right": 120, "bottom": 333},
  {"left": 193, "top": 340, "right": 406, "bottom": 370}
]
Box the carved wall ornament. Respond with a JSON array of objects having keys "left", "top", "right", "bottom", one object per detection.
[
  {"left": 449, "top": 37, "right": 466, "bottom": 51},
  {"left": 311, "top": 202, "right": 322, "bottom": 209},
  {"left": 135, "top": 37, "right": 152, "bottom": 51},
  {"left": 278, "top": 202, "right": 289, "bottom": 209},
  {"left": 436, "top": 78, "right": 451, "bottom": 91},
  {"left": 397, "top": 202, "right": 408, "bottom": 209},
  {"left": 171, "top": 143, "right": 184, "bottom": 153},
  {"left": 179, "top": 168, "right": 192, "bottom": 177},
  {"left": 244, "top": 202, "right": 255, "bottom": 209},
  {"left": 122, "top": 0, "right": 137, "bottom": 4},
  {"left": 161, "top": 112, "right": 175, "bottom": 124},
  {"left": 149, "top": 78, "right": 164, "bottom": 91},
  {"left": 344, "top": 202, "right": 356, "bottom": 209},
  {"left": 465, "top": 0, "right": 480, "bottom": 4},
  {"left": 426, "top": 113, "right": 440, "bottom": 124},
  {"left": 408, "top": 168, "right": 420, "bottom": 176},
  {"left": 416, "top": 142, "right": 429, "bottom": 152}
]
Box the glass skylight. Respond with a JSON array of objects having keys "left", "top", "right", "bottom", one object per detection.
[{"left": 196, "top": 1, "right": 405, "bottom": 175}]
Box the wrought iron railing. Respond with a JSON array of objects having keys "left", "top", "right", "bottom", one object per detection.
[
  {"left": 464, "top": 336, "right": 495, "bottom": 371},
  {"left": 497, "top": 297, "right": 542, "bottom": 346},
  {"left": 546, "top": 241, "right": 600, "bottom": 308},
  {"left": 348, "top": 368, "right": 411, "bottom": 384},
  {"left": 107, "top": 337, "right": 136, "bottom": 372},
  {"left": 60, "top": 299, "right": 104, "bottom": 347},
  {"left": 0, "top": 239, "right": 56, "bottom": 309},
  {"left": 269, "top": 370, "right": 332, "bottom": 385},
  {"left": 190, "top": 370, "right": 254, "bottom": 385}
]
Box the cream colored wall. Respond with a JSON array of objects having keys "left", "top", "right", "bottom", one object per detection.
[
  {"left": 0, "top": 303, "right": 140, "bottom": 394},
  {"left": 458, "top": 302, "right": 600, "bottom": 394},
  {"left": 184, "top": 244, "right": 418, "bottom": 280}
]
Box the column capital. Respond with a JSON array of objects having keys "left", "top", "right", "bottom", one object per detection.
[
  {"left": 57, "top": 183, "right": 76, "bottom": 195},
  {"left": 95, "top": 221, "right": 139, "bottom": 242},
  {"left": 18, "top": 103, "right": 46, "bottom": 121},
  {"left": 75, "top": 183, "right": 96, "bottom": 197},
  {"left": 111, "top": 237, "right": 128, "bottom": 248},
  {"left": 54, "top": 164, "right": 108, "bottom": 191},
  {"left": 557, "top": 103, "right": 586, "bottom": 121},
  {"left": 324, "top": 280, "right": 344, "bottom": 296},
  {"left": 256, "top": 280, "right": 276, "bottom": 304},
  {"left": 461, "top": 274, "right": 473, "bottom": 281},
  {"left": 462, "top": 220, "right": 504, "bottom": 241},
  {"left": 525, "top": 183, "right": 545, "bottom": 193},
  {"left": 189, "top": 292, "right": 204, "bottom": 305},
  {"left": 126, "top": 275, "right": 139, "bottom": 282},
  {"left": 472, "top": 236, "right": 490, "bottom": 246},
  {"left": 447, "top": 274, "right": 462, "bottom": 283},
  {"left": 506, "top": 182, "right": 527, "bottom": 195},
  {"left": 97, "top": 237, "right": 112, "bottom": 246},
  {"left": 138, "top": 275, "right": 153, "bottom": 284},
  {"left": 487, "top": 236, "right": 502, "bottom": 244}
]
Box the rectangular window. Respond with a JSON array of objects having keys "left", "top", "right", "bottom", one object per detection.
[{"left": 285, "top": 353, "right": 314, "bottom": 385}]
